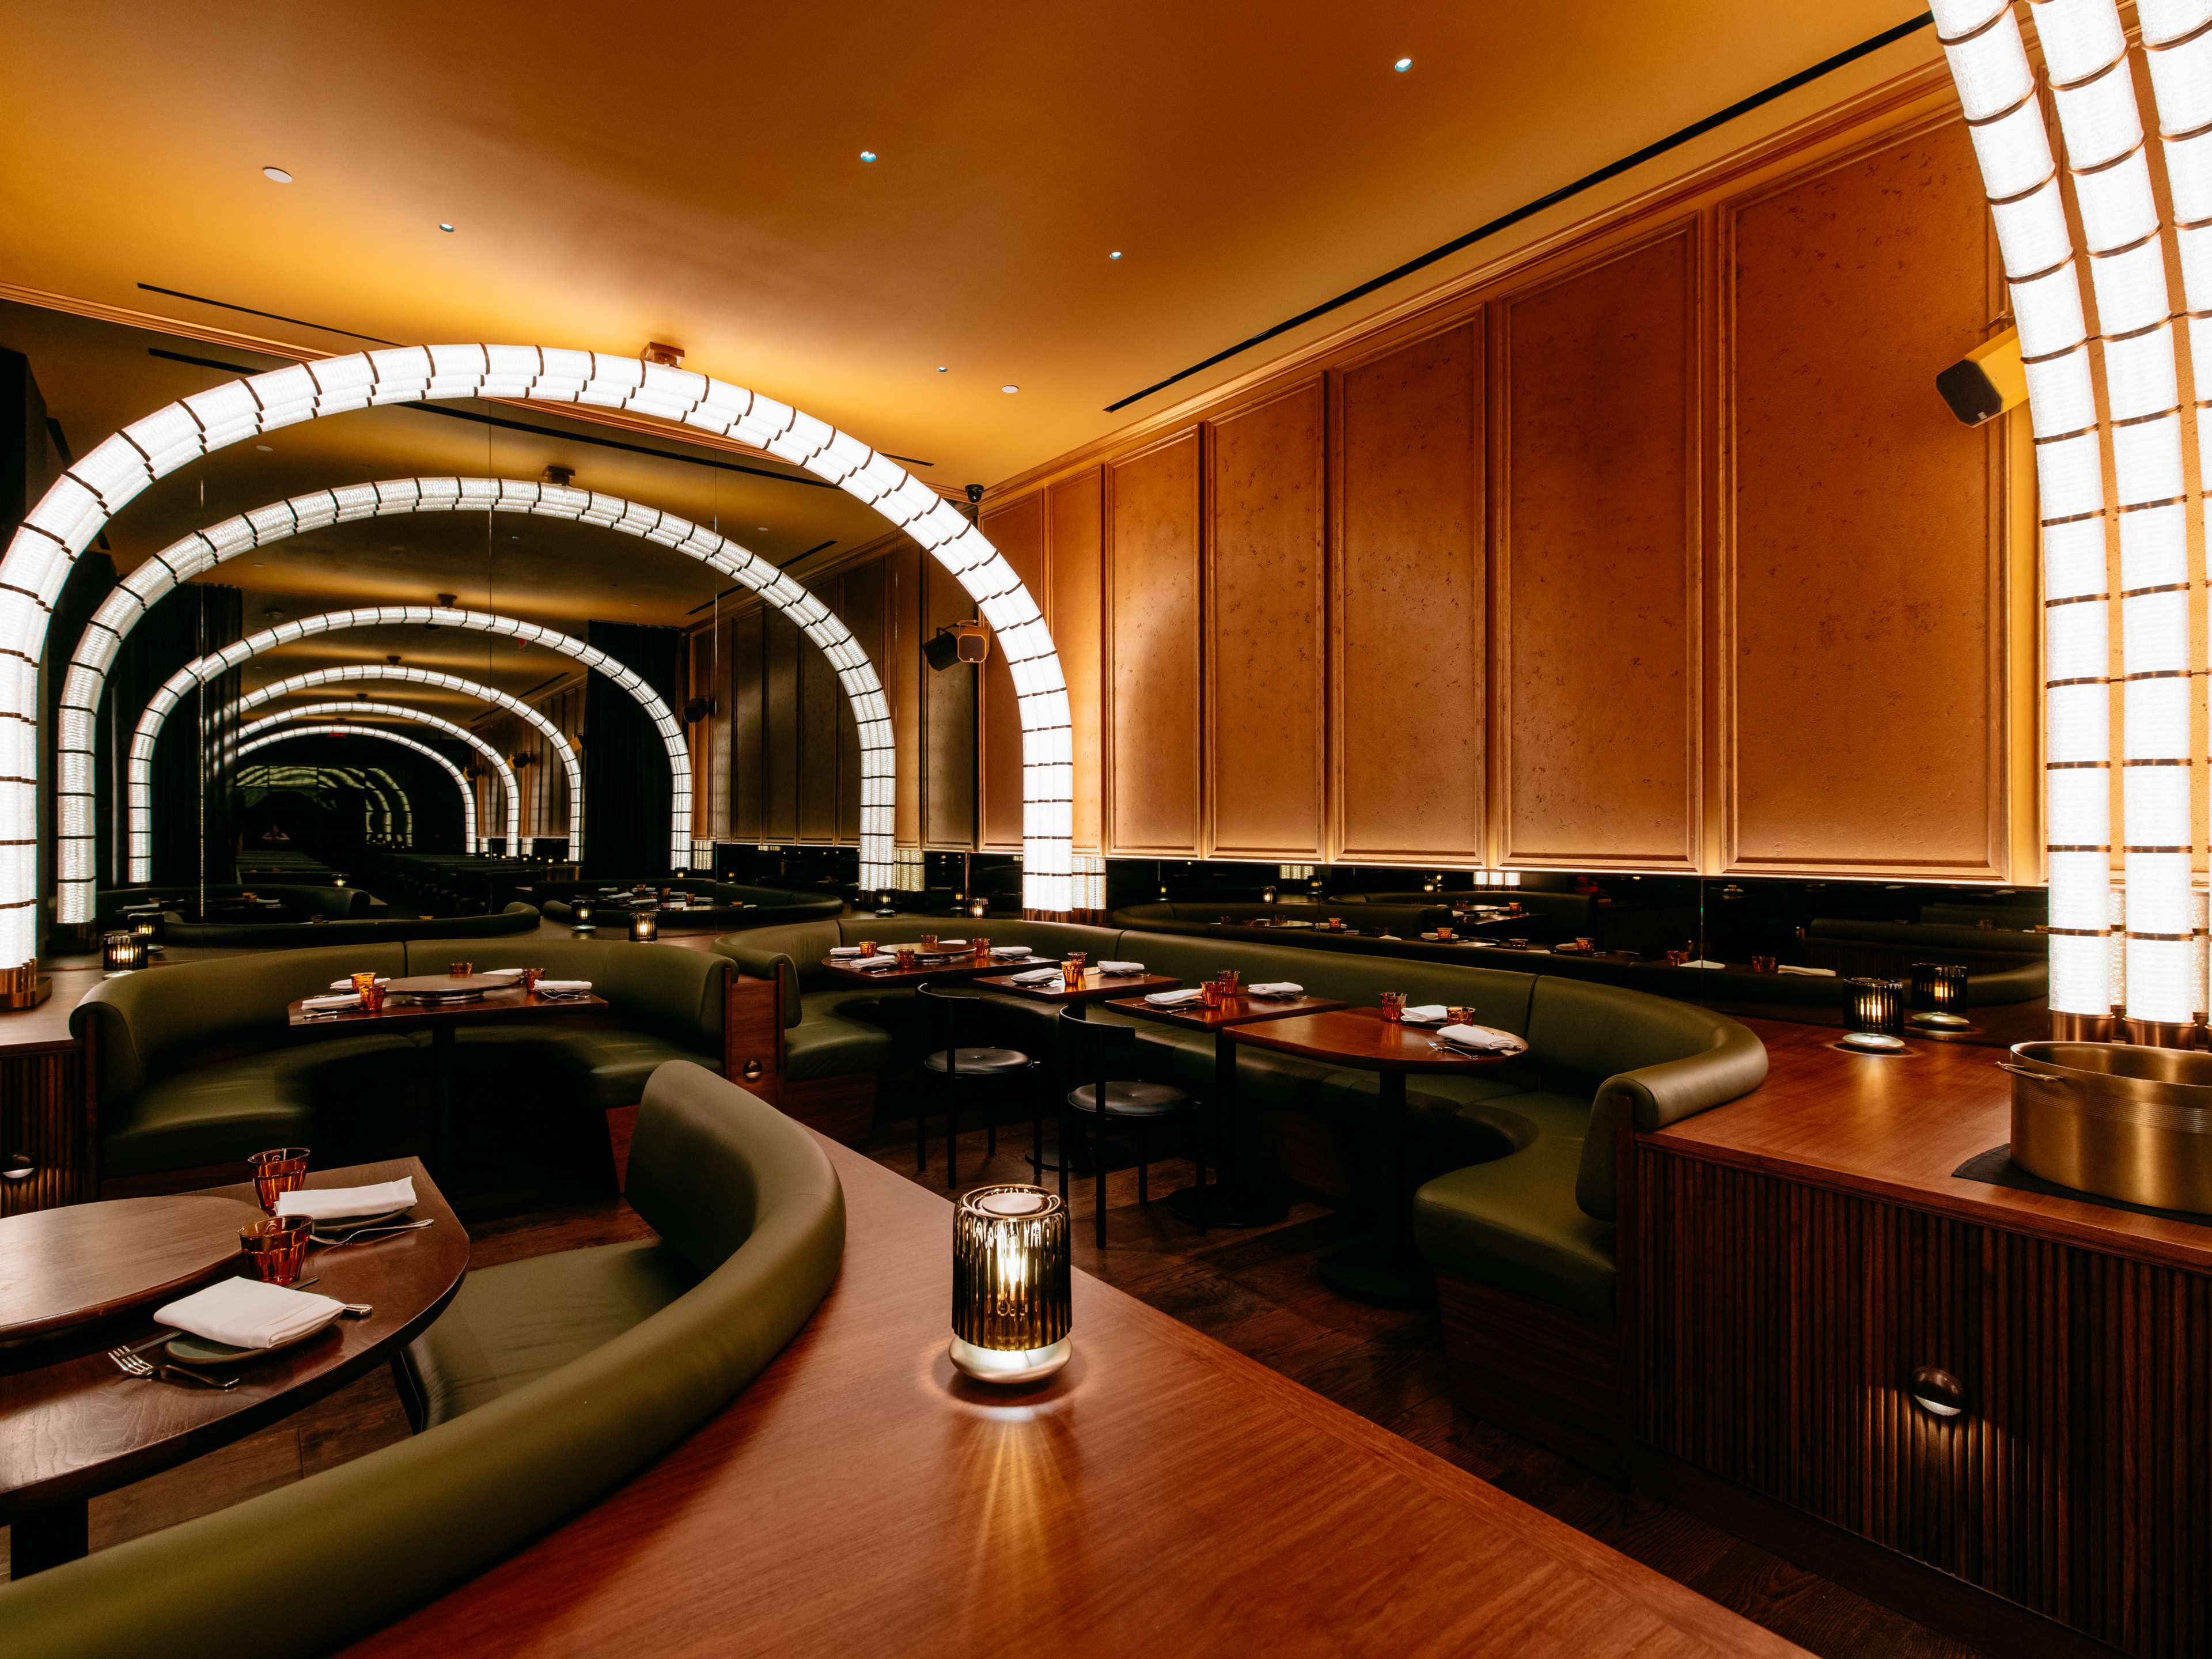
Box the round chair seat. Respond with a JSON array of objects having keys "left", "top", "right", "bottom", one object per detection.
[
  {"left": 924, "top": 1046, "right": 1032, "bottom": 1075},
  {"left": 1066, "top": 1081, "right": 1190, "bottom": 1118}
]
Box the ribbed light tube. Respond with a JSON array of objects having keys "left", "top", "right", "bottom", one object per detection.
[
  {"left": 0, "top": 351, "right": 1062, "bottom": 970},
  {"left": 125, "top": 607, "right": 687, "bottom": 882},
  {"left": 358, "top": 766, "right": 413, "bottom": 844},
  {"left": 232, "top": 664, "right": 579, "bottom": 857},
  {"left": 235, "top": 763, "right": 402, "bottom": 840},
  {"left": 236, "top": 726, "right": 474, "bottom": 853},
  {"left": 56, "top": 476, "right": 892, "bottom": 914},
  {"left": 232, "top": 702, "right": 518, "bottom": 854},
  {"left": 1934, "top": 0, "right": 2117, "bottom": 1017}
]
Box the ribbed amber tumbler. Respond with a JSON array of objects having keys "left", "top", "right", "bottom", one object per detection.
[{"left": 950, "top": 1184, "right": 1072, "bottom": 1384}]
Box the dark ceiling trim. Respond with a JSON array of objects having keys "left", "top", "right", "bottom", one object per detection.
[
  {"left": 1103, "top": 12, "right": 1938, "bottom": 414},
  {"left": 137, "top": 282, "right": 402, "bottom": 346}
]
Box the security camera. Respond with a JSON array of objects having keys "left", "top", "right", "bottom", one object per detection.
[
  {"left": 965, "top": 483, "right": 985, "bottom": 505},
  {"left": 1936, "top": 327, "right": 2024, "bottom": 427}
]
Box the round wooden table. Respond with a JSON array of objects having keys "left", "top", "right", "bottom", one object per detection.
[
  {"left": 1225, "top": 1008, "right": 1527, "bottom": 1307},
  {"left": 0, "top": 1157, "right": 467, "bottom": 1574}
]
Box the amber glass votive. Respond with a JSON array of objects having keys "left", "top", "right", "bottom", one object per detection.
[
  {"left": 1911, "top": 961, "right": 1967, "bottom": 1012},
  {"left": 518, "top": 967, "right": 544, "bottom": 993},
  {"left": 240, "top": 1217, "right": 312, "bottom": 1285},
  {"left": 1380, "top": 992, "right": 1407, "bottom": 1022},
  {"left": 249, "top": 1147, "right": 310, "bottom": 1214},
  {"left": 950, "top": 1185, "right": 1071, "bottom": 1384},
  {"left": 101, "top": 930, "right": 146, "bottom": 973},
  {"left": 1200, "top": 981, "right": 1223, "bottom": 1009},
  {"left": 358, "top": 983, "right": 388, "bottom": 1012},
  {"left": 449, "top": 960, "right": 473, "bottom": 977},
  {"left": 350, "top": 971, "right": 378, "bottom": 994},
  {"left": 628, "top": 910, "right": 659, "bottom": 943},
  {"left": 895, "top": 946, "right": 919, "bottom": 968},
  {"left": 918, "top": 933, "right": 939, "bottom": 952},
  {"left": 1446, "top": 1005, "right": 1474, "bottom": 1025},
  {"left": 1216, "top": 968, "right": 1240, "bottom": 994},
  {"left": 857, "top": 940, "right": 878, "bottom": 957},
  {"left": 970, "top": 937, "right": 991, "bottom": 956},
  {"left": 1751, "top": 955, "right": 1778, "bottom": 974},
  {"left": 1842, "top": 976, "right": 1907, "bottom": 1035}
]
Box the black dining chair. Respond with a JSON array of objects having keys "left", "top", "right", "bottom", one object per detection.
[
  {"left": 916, "top": 980, "right": 1037, "bottom": 1190},
  {"left": 1055, "top": 1006, "right": 1202, "bottom": 1248}
]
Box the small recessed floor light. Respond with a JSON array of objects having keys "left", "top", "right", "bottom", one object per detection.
[
  {"left": 859, "top": 150, "right": 878, "bottom": 163},
  {"left": 262, "top": 165, "right": 293, "bottom": 184},
  {"left": 1109, "top": 251, "right": 1123, "bottom": 260},
  {"left": 253, "top": 443, "right": 273, "bottom": 452},
  {"left": 1001, "top": 384, "right": 1020, "bottom": 394},
  {"left": 1394, "top": 56, "right": 1412, "bottom": 71},
  {"left": 756, "top": 525, "right": 770, "bottom": 532},
  {"left": 437, "top": 222, "right": 455, "bottom": 233}
]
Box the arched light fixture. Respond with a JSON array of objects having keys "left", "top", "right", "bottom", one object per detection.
[
  {"left": 234, "top": 761, "right": 407, "bottom": 842},
  {"left": 232, "top": 702, "right": 519, "bottom": 854},
  {"left": 56, "top": 476, "right": 892, "bottom": 911},
  {"left": 123, "top": 605, "right": 687, "bottom": 886},
  {"left": 1931, "top": 0, "right": 2207, "bottom": 1040},
  {"left": 0, "top": 345, "right": 1067, "bottom": 978},
  {"left": 232, "top": 664, "right": 581, "bottom": 856},
  {"left": 236, "top": 725, "right": 476, "bottom": 852}
]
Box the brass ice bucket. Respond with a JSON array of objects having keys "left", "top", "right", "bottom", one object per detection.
[{"left": 2000, "top": 1042, "right": 2212, "bottom": 1213}]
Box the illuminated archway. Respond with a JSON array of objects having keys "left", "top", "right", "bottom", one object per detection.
[
  {"left": 3, "top": 344, "right": 1069, "bottom": 971},
  {"left": 126, "top": 605, "right": 684, "bottom": 884},
  {"left": 233, "top": 702, "right": 518, "bottom": 853},
  {"left": 232, "top": 664, "right": 579, "bottom": 854},
  {"left": 235, "top": 762, "right": 404, "bottom": 841},
  {"left": 236, "top": 726, "right": 475, "bottom": 852}
]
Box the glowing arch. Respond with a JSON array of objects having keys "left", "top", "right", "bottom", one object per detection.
[
  {"left": 232, "top": 664, "right": 580, "bottom": 853},
  {"left": 126, "top": 605, "right": 685, "bottom": 885},
  {"left": 3, "top": 344, "right": 1068, "bottom": 969},
  {"left": 233, "top": 702, "right": 518, "bottom": 854},
  {"left": 237, "top": 726, "right": 475, "bottom": 851},
  {"left": 235, "top": 763, "right": 401, "bottom": 840},
  {"left": 56, "top": 475, "right": 898, "bottom": 909}
]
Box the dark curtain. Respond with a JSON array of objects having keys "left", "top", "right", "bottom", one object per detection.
[
  {"left": 105, "top": 584, "right": 243, "bottom": 888},
  {"left": 582, "top": 620, "right": 682, "bottom": 878}
]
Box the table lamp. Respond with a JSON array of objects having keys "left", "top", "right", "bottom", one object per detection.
[
  {"left": 629, "top": 908, "right": 660, "bottom": 944},
  {"left": 950, "top": 1184, "right": 1071, "bottom": 1384}
]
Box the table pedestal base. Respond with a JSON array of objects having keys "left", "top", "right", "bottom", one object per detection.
[
  {"left": 10, "top": 1496, "right": 88, "bottom": 1574},
  {"left": 1318, "top": 1234, "right": 1433, "bottom": 1308},
  {"left": 1165, "top": 1180, "right": 1288, "bottom": 1229}
]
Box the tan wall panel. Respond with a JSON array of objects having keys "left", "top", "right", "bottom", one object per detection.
[
  {"left": 1048, "top": 469, "right": 1105, "bottom": 853},
  {"left": 922, "top": 555, "right": 977, "bottom": 848},
  {"left": 1331, "top": 324, "right": 1485, "bottom": 863},
  {"left": 1723, "top": 120, "right": 2004, "bottom": 878},
  {"left": 1497, "top": 228, "right": 1699, "bottom": 869},
  {"left": 1206, "top": 380, "right": 1327, "bottom": 861},
  {"left": 1106, "top": 429, "right": 1204, "bottom": 855},
  {"left": 979, "top": 493, "right": 1047, "bottom": 851}
]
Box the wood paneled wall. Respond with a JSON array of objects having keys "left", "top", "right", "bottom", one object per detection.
[{"left": 963, "top": 108, "right": 2025, "bottom": 881}]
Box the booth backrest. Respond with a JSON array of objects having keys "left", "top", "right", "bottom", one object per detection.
[
  {"left": 0, "top": 1062, "right": 845, "bottom": 1659},
  {"left": 162, "top": 902, "right": 540, "bottom": 951},
  {"left": 434, "top": 937, "right": 729, "bottom": 1051},
  {"left": 1121, "top": 930, "right": 1543, "bottom": 1034},
  {"left": 99, "top": 884, "right": 372, "bottom": 925},
  {"left": 1112, "top": 900, "right": 1450, "bottom": 935},
  {"left": 71, "top": 943, "right": 409, "bottom": 1104}
]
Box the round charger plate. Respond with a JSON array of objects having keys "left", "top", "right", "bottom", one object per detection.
[
  {"left": 385, "top": 973, "right": 512, "bottom": 995},
  {"left": 1277, "top": 919, "right": 1314, "bottom": 929},
  {"left": 300, "top": 1203, "right": 411, "bottom": 1233},
  {"left": 164, "top": 1304, "right": 343, "bottom": 1365},
  {"left": 1838, "top": 1032, "right": 1908, "bottom": 1054},
  {"left": 1910, "top": 1012, "right": 1974, "bottom": 1030}
]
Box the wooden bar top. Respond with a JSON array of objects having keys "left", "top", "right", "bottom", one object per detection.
[
  {"left": 344, "top": 1136, "right": 1800, "bottom": 1658},
  {"left": 1649, "top": 1019, "right": 2212, "bottom": 1278}
]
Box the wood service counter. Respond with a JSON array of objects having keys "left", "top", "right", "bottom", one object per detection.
[
  {"left": 1628, "top": 1020, "right": 2212, "bottom": 1659},
  {"left": 346, "top": 1137, "right": 1798, "bottom": 1658}
]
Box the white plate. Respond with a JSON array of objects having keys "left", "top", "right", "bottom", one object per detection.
[{"left": 301, "top": 1203, "right": 412, "bottom": 1233}]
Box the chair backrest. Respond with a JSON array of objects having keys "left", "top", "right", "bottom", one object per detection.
[
  {"left": 1056, "top": 1006, "right": 1139, "bottom": 1097},
  {"left": 915, "top": 979, "right": 979, "bottom": 1066}
]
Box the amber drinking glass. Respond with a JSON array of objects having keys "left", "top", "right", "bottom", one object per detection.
[
  {"left": 240, "top": 1217, "right": 312, "bottom": 1285},
  {"left": 919, "top": 934, "right": 939, "bottom": 952},
  {"left": 249, "top": 1147, "right": 310, "bottom": 1214},
  {"left": 1065, "top": 952, "right": 1088, "bottom": 971},
  {"left": 1200, "top": 982, "right": 1223, "bottom": 1009},
  {"left": 971, "top": 937, "right": 991, "bottom": 956},
  {"left": 1751, "top": 955, "right": 1778, "bottom": 974},
  {"left": 857, "top": 940, "right": 878, "bottom": 957},
  {"left": 1216, "top": 968, "right": 1241, "bottom": 995},
  {"left": 449, "top": 960, "right": 473, "bottom": 977},
  {"left": 1380, "top": 993, "right": 1407, "bottom": 1022},
  {"left": 1446, "top": 1005, "right": 1474, "bottom": 1025},
  {"left": 358, "top": 983, "right": 388, "bottom": 1012},
  {"left": 1060, "top": 957, "right": 1085, "bottom": 983},
  {"left": 518, "top": 967, "right": 544, "bottom": 993},
  {"left": 894, "top": 946, "right": 918, "bottom": 969},
  {"left": 350, "top": 970, "right": 378, "bottom": 994}
]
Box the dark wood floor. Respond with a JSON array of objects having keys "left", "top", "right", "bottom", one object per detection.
[{"left": 6, "top": 1119, "right": 1983, "bottom": 1658}]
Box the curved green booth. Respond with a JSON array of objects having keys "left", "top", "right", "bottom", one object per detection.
[
  {"left": 156, "top": 902, "right": 543, "bottom": 952},
  {"left": 0, "top": 1062, "right": 845, "bottom": 1659},
  {"left": 532, "top": 877, "right": 844, "bottom": 932}
]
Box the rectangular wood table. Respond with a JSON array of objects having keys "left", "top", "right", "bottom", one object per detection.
[
  {"left": 971, "top": 965, "right": 1181, "bottom": 1015},
  {"left": 1107, "top": 990, "right": 1349, "bottom": 1227},
  {"left": 342, "top": 1134, "right": 1800, "bottom": 1659},
  {"left": 816, "top": 951, "right": 1049, "bottom": 988}
]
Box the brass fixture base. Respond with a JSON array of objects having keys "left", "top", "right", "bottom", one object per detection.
[
  {"left": 2123, "top": 1018, "right": 2204, "bottom": 1051},
  {"left": 0, "top": 975, "right": 52, "bottom": 1011},
  {"left": 2049, "top": 1010, "right": 2118, "bottom": 1043}
]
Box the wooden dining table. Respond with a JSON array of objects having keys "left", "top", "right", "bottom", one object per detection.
[
  {"left": 1226, "top": 1008, "right": 1527, "bottom": 1308},
  {"left": 816, "top": 950, "right": 1050, "bottom": 988},
  {"left": 0, "top": 1157, "right": 466, "bottom": 1574},
  {"left": 1107, "top": 989, "right": 1349, "bottom": 1228}
]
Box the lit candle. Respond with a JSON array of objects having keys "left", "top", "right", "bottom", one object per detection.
[{"left": 950, "top": 1185, "right": 1071, "bottom": 1384}]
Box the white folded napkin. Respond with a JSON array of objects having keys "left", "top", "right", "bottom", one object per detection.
[
  {"left": 1680, "top": 959, "right": 1726, "bottom": 970},
  {"left": 1145, "top": 988, "right": 1208, "bottom": 1006},
  {"left": 1009, "top": 967, "right": 1062, "bottom": 985},
  {"left": 1438, "top": 1022, "right": 1521, "bottom": 1054},
  {"left": 1247, "top": 982, "right": 1304, "bottom": 998},
  {"left": 156, "top": 1278, "right": 343, "bottom": 1351},
  {"left": 480, "top": 967, "right": 527, "bottom": 979},
  {"left": 535, "top": 979, "right": 594, "bottom": 994},
  {"left": 327, "top": 977, "right": 389, "bottom": 990},
  {"left": 989, "top": 945, "right": 1031, "bottom": 958},
  {"left": 1097, "top": 960, "right": 1145, "bottom": 975},
  {"left": 1400, "top": 1004, "right": 1450, "bottom": 1025},
  {"left": 829, "top": 945, "right": 865, "bottom": 957},
  {"left": 849, "top": 956, "right": 898, "bottom": 971},
  {"left": 275, "top": 1175, "right": 417, "bottom": 1222},
  {"left": 301, "top": 993, "right": 359, "bottom": 1011},
  {"left": 936, "top": 939, "right": 969, "bottom": 950},
  {"left": 1777, "top": 964, "right": 1836, "bottom": 977}
]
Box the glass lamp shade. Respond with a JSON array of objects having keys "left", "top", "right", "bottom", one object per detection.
[
  {"left": 1841, "top": 976, "right": 1907, "bottom": 1035},
  {"left": 128, "top": 911, "right": 163, "bottom": 943},
  {"left": 629, "top": 908, "right": 660, "bottom": 944},
  {"left": 102, "top": 930, "right": 146, "bottom": 972},
  {"left": 1911, "top": 961, "right": 1969, "bottom": 1013},
  {"left": 950, "top": 1184, "right": 1071, "bottom": 1384},
  {"left": 571, "top": 899, "right": 594, "bottom": 930},
  {"left": 968, "top": 896, "right": 988, "bottom": 919}
]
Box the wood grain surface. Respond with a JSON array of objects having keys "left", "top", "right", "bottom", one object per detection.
[
  {"left": 342, "top": 1135, "right": 1801, "bottom": 1659},
  {"left": 0, "top": 1194, "right": 260, "bottom": 1342},
  {"left": 0, "top": 1158, "right": 465, "bottom": 1516},
  {"left": 1104, "top": 991, "right": 1349, "bottom": 1031},
  {"left": 972, "top": 968, "right": 1181, "bottom": 1004},
  {"left": 1225, "top": 1006, "right": 1527, "bottom": 1073}
]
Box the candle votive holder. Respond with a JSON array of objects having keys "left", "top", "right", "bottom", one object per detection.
[
  {"left": 248, "top": 1146, "right": 311, "bottom": 1215},
  {"left": 1842, "top": 976, "right": 1907, "bottom": 1035},
  {"left": 240, "top": 1217, "right": 313, "bottom": 1286},
  {"left": 1380, "top": 992, "right": 1407, "bottom": 1022},
  {"left": 950, "top": 1185, "right": 1071, "bottom": 1384},
  {"left": 1911, "top": 961, "right": 1968, "bottom": 1013}
]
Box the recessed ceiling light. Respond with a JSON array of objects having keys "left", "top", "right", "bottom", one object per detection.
[
  {"left": 1109, "top": 251, "right": 1123, "bottom": 260},
  {"left": 936, "top": 365, "right": 949, "bottom": 373},
  {"left": 756, "top": 525, "right": 770, "bottom": 532},
  {"left": 859, "top": 150, "right": 878, "bottom": 163},
  {"left": 1001, "top": 385, "right": 1020, "bottom": 394},
  {"left": 1393, "top": 56, "right": 1412, "bottom": 72},
  {"left": 437, "top": 222, "right": 455, "bottom": 233},
  {"left": 253, "top": 443, "right": 273, "bottom": 452},
  {"left": 262, "top": 165, "right": 293, "bottom": 184}
]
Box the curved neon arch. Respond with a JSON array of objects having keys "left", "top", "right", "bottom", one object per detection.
[
  {"left": 233, "top": 702, "right": 518, "bottom": 854},
  {"left": 235, "top": 762, "right": 403, "bottom": 841},
  {"left": 57, "top": 475, "right": 894, "bottom": 910},
  {"left": 232, "top": 664, "right": 579, "bottom": 854},
  {"left": 3, "top": 344, "right": 1068, "bottom": 970},
  {"left": 237, "top": 726, "right": 475, "bottom": 852},
  {"left": 126, "top": 605, "right": 685, "bottom": 884}
]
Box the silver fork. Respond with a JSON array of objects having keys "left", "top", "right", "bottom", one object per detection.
[
  {"left": 105, "top": 1347, "right": 238, "bottom": 1389},
  {"left": 310, "top": 1217, "right": 433, "bottom": 1249}
]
